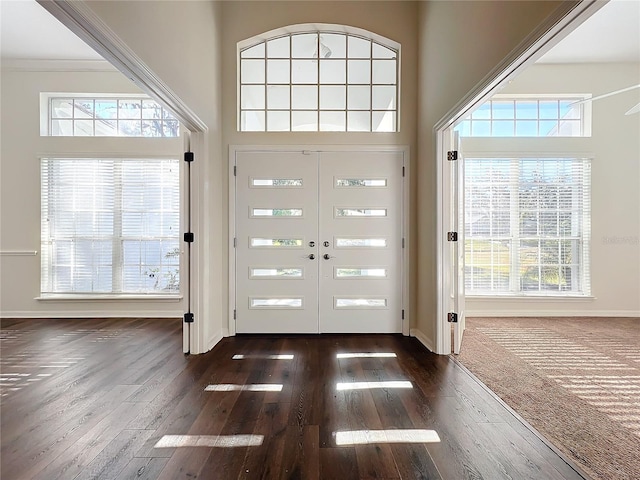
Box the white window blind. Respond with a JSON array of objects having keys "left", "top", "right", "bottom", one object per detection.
[
  {"left": 41, "top": 158, "right": 180, "bottom": 295},
  {"left": 465, "top": 157, "right": 591, "bottom": 295}
]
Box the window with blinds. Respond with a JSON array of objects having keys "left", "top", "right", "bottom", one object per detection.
[
  {"left": 465, "top": 157, "right": 591, "bottom": 295},
  {"left": 41, "top": 158, "right": 180, "bottom": 295}
]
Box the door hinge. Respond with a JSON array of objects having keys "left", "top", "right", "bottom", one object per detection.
[
  {"left": 184, "top": 232, "right": 194, "bottom": 243},
  {"left": 184, "top": 312, "right": 194, "bottom": 323},
  {"left": 233, "top": 309, "right": 237, "bottom": 320},
  {"left": 402, "top": 309, "right": 405, "bottom": 320},
  {"left": 402, "top": 238, "right": 405, "bottom": 248},
  {"left": 447, "top": 312, "right": 458, "bottom": 323},
  {"left": 447, "top": 231, "right": 458, "bottom": 242},
  {"left": 233, "top": 165, "right": 237, "bottom": 176},
  {"left": 447, "top": 150, "right": 458, "bottom": 161},
  {"left": 402, "top": 166, "right": 405, "bottom": 177},
  {"left": 233, "top": 237, "right": 237, "bottom": 248},
  {"left": 184, "top": 151, "right": 194, "bottom": 163}
]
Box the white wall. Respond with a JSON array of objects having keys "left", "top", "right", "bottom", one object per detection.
[
  {"left": 415, "top": 0, "right": 566, "bottom": 349},
  {"left": 465, "top": 62, "right": 640, "bottom": 317},
  {"left": 0, "top": 67, "right": 183, "bottom": 317},
  {"left": 80, "top": 0, "right": 224, "bottom": 352},
  {"left": 1, "top": 0, "right": 573, "bottom": 352},
  {"left": 220, "top": 0, "right": 420, "bottom": 334}
]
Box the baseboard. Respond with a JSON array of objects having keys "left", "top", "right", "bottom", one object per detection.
[
  {"left": 207, "top": 330, "right": 225, "bottom": 353},
  {"left": 466, "top": 310, "right": 640, "bottom": 318},
  {"left": 0, "top": 310, "right": 183, "bottom": 319},
  {"left": 410, "top": 328, "right": 436, "bottom": 352}
]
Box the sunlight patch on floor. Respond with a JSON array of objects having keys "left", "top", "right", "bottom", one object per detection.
[
  {"left": 205, "top": 384, "right": 283, "bottom": 392},
  {"left": 336, "top": 352, "right": 397, "bottom": 359},
  {"left": 335, "top": 429, "right": 440, "bottom": 446},
  {"left": 336, "top": 380, "right": 412, "bottom": 391},
  {"left": 154, "top": 434, "right": 264, "bottom": 448},
  {"left": 232, "top": 354, "right": 294, "bottom": 360}
]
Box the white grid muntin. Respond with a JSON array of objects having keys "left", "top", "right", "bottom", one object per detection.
[
  {"left": 238, "top": 30, "right": 399, "bottom": 132},
  {"left": 455, "top": 95, "right": 590, "bottom": 138},
  {"left": 46, "top": 95, "right": 180, "bottom": 137}
]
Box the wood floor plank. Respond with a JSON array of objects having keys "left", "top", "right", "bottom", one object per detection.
[
  {"left": 340, "top": 354, "right": 401, "bottom": 479},
  {"left": 237, "top": 401, "right": 290, "bottom": 480},
  {"left": 363, "top": 369, "right": 442, "bottom": 480},
  {"left": 319, "top": 447, "right": 359, "bottom": 479},
  {"left": 114, "top": 457, "right": 170, "bottom": 480},
  {"left": 74, "top": 429, "right": 155, "bottom": 480},
  {"left": 1, "top": 321, "right": 586, "bottom": 480},
  {"left": 31, "top": 401, "right": 149, "bottom": 480},
  {"left": 153, "top": 370, "right": 251, "bottom": 477},
  {"left": 2, "top": 384, "right": 141, "bottom": 480}
]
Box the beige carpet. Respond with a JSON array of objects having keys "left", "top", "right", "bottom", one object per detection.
[{"left": 456, "top": 317, "right": 640, "bottom": 480}]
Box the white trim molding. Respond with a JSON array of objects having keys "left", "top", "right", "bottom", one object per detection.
[
  {"left": 207, "top": 330, "right": 225, "bottom": 353},
  {"left": 410, "top": 328, "right": 436, "bottom": 353}
]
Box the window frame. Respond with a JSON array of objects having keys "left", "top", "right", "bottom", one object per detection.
[
  {"left": 237, "top": 26, "right": 400, "bottom": 133},
  {"left": 455, "top": 94, "right": 592, "bottom": 138},
  {"left": 40, "top": 93, "right": 180, "bottom": 138}
]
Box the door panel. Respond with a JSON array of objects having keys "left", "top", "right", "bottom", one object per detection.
[
  {"left": 235, "top": 149, "right": 403, "bottom": 334},
  {"left": 318, "top": 151, "right": 403, "bottom": 333},
  {"left": 452, "top": 133, "right": 466, "bottom": 353},
  {"left": 235, "top": 151, "right": 319, "bottom": 333}
]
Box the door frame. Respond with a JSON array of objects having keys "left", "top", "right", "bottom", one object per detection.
[
  {"left": 433, "top": 0, "right": 606, "bottom": 354},
  {"left": 228, "top": 145, "right": 410, "bottom": 337}
]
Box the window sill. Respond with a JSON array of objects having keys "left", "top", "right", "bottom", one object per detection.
[
  {"left": 468, "top": 295, "right": 595, "bottom": 301},
  {"left": 36, "top": 294, "right": 183, "bottom": 302}
]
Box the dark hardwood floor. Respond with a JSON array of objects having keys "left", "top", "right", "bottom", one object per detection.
[{"left": 1, "top": 318, "right": 586, "bottom": 480}]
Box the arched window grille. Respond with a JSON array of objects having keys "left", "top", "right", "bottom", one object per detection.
[{"left": 239, "top": 28, "right": 399, "bottom": 132}]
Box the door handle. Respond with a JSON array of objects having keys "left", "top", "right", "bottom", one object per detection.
[
  {"left": 323, "top": 254, "right": 333, "bottom": 260},
  {"left": 309, "top": 241, "right": 315, "bottom": 247},
  {"left": 308, "top": 254, "right": 315, "bottom": 260},
  {"left": 323, "top": 241, "right": 330, "bottom": 247}
]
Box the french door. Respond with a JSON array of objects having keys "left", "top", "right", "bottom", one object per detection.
[{"left": 234, "top": 149, "right": 404, "bottom": 334}]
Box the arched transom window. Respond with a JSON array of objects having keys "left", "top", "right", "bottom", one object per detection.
[{"left": 239, "top": 27, "right": 399, "bottom": 132}]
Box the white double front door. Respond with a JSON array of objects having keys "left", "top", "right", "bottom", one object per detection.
[{"left": 234, "top": 149, "right": 404, "bottom": 334}]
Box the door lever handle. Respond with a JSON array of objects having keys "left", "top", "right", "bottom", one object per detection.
[
  {"left": 308, "top": 254, "right": 315, "bottom": 260},
  {"left": 323, "top": 254, "right": 333, "bottom": 260}
]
